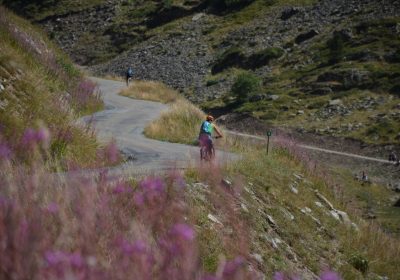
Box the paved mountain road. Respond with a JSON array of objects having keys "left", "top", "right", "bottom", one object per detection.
[
  {"left": 87, "top": 77, "right": 231, "bottom": 176},
  {"left": 85, "top": 77, "right": 394, "bottom": 178}
]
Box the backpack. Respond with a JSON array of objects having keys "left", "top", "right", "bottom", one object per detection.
[{"left": 200, "top": 121, "right": 212, "bottom": 135}]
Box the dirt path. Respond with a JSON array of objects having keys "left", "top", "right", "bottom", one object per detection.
[
  {"left": 86, "top": 77, "right": 233, "bottom": 176},
  {"left": 225, "top": 130, "right": 395, "bottom": 164}
]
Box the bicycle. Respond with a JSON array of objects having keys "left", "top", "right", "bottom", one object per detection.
[
  {"left": 126, "top": 76, "right": 133, "bottom": 87},
  {"left": 200, "top": 136, "right": 221, "bottom": 161}
]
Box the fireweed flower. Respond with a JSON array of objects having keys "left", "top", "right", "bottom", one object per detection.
[
  {"left": 171, "top": 223, "right": 195, "bottom": 241},
  {"left": 21, "top": 128, "right": 37, "bottom": 148},
  {"left": 112, "top": 182, "right": 131, "bottom": 194},
  {"left": 45, "top": 251, "right": 67, "bottom": 266},
  {"left": 320, "top": 271, "right": 342, "bottom": 280},
  {"left": 222, "top": 256, "right": 245, "bottom": 277},
  {"left": 273, "top": 272, "right": 285, "bottom": 280},
  {"left": 69, "top": 252, "right": 84, "bottom": 268},
  {"left": 105, "top": 141, "right": 119, "bottom": 163},
  {"left": 46, "top": 202, "right": 59, "bottom": 214},
  {"left": 140, "top": 177, "right": 165, "bottom": 193},
  {"left": 0, "top": 143, "right": 11, "bottom": 159},
  {"left": 134, "top": 193, "right": 145, "bottom": 206}
]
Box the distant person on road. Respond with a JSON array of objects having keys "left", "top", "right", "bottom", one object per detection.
[
  {"left": 389, "top": 151, "right": 398, "bottom": 162},
  {"left": 198, "top": 115, "right": 223, "bottom": 149},
  {"left": 126, "top": 67, "right": 134, "bottom": 86}
]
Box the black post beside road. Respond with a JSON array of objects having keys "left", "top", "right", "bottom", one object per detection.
[{"left": 266, "top": 130, "right": 272, "bottom": 155}]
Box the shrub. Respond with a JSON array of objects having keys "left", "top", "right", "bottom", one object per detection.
[
  {"left": 247, "top": 47, "right": 284, "bottom": 69},
  {"left": 209, "top": 0, "right": 255, "bottom": 10},
  {"left": 212, "top": 47, "right": 245, "bottom": 74},
  {"left": 349, "top": 253, "right": 369, "bottom": 274},
  {"left": 390, "top": 83, "right": 400, "bottom": 96},
  {"left": 231, "top": 71, "right": 261, "bottom": 102},
  {"left": 327, "top": 33, "right": 345, "bottom": 64}
]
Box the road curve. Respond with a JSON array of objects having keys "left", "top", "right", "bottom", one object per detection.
[{"left": 87, "top": 77, "right": 232, "bottom": 176}]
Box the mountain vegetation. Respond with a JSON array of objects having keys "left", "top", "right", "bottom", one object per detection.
[
  {"left": 1, "top": 1, "right": 400, "bottom": 279},
  {"left": 0, "top": 6, "right": 103, "bottom": 167},
  {"left": 5, "top": 0, "right": 398, "bottom": 145}
]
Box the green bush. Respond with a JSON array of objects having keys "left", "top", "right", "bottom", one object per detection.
[
  {"left": 209, "top": 0, "right": 255, "bottom": 10},
  {"left": 327, "top": 33, "right": 345, "bottom": 64},
  {"left": 231, "top": 71, "right": 261, "bottom": 102},
  {"left": 349, "top": 253, "right": 369, "bottom": 275},
  {"left": 212, "top": 47, "right": 245, "bottom": 74},
  {"left": 247, "top": 47, "right": 284, "bottom": 68}
]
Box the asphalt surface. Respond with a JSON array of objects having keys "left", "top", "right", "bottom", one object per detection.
[{"left": 86, "top": 77, "right": 232, "bottom": 176}]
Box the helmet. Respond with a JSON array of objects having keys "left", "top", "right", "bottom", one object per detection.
[{"left": 206, "top": 115, "right": 214, "bottom": 122}]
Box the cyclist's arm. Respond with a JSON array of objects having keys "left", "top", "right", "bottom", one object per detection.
[{"left": 213, "top": 124, "right": 223, "bottom": 138}]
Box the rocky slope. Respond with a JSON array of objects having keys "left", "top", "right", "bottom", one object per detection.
[{"left": 4, "top": 0, "right": 400, "bottom": 144}]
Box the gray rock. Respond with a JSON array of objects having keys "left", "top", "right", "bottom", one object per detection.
[
  {"left": 290, "top": 185, "right": 299, "bottom": 194},
  {"left": 241, "top": 203, "right": 249, "bottom": 213},
  {"left": 335, "top": 210, "right": 352, "bottom": 226},
  {"left": 315, "top": 201, "right": 323, "bottom": 208},
  {"left": 266, "top": 94, "right": 280, "bottom": 101},
  {"left": 295, "top": 29, "right": 319, "bottom": 44},
  {"left": 208, "top": 214, "right": 223, "bottom": 225},
  {"left": 330, "top": 210, "right": 341, "bottom": 221},
  {"left": 315, "top": 190, "right": 335, "bottom": 210},
  {"left": 192, "top": 13, "right": 204, "bottom": 21},
  {"left": 252, "top": 253, "right": 263, "bottom": 264},
  {"left": 329, "top": 99, "right": 343, "bottom": 106},
  {"left": 221, "top": 178, "right": 232, "bottom": 188},
  {"left": 301, "top": 207, "right": 312, "bottom": 214},
  {"left": 0, "top": 83, "right": 4, "bottom": 92}
]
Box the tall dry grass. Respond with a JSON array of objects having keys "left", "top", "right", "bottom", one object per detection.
[
  {"left": 144, "top": 99, "right": 205, "bottom": 145},
  {"left": 120, "top": 80, "right": 181, "bottom": 104},
  {"left": 0, "top": 6, "right": 103, "bottom": 167}
]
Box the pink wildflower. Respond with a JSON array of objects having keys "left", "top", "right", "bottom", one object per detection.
[
  {"left": 171, "top": 224, "right": 195, "bottom": 241},
  {"left": 320, "top": 271, "right": 342, "bottom": 280}
]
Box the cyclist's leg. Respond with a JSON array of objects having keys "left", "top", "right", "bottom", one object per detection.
[{"left": 207, "top": 136, "right": 213, "bottom": 160}]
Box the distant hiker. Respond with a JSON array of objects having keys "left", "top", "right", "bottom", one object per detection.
[
  {"left": 126, "top": 67, "right": 134, "bottom": 86},
  {"left": 389, "top": 151, "right": 398, "bottom": 162}
]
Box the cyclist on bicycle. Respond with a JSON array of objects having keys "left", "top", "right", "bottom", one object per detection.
[
  {"left": 199, "top": 115, "right": 223, "bottom": 151},
  {"left": 126, "top": 67, "right": 134, "bottom": 86}
]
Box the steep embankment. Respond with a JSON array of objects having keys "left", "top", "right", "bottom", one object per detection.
[{"left": 0, "top": 6, "right": 102, "bottom": 167}]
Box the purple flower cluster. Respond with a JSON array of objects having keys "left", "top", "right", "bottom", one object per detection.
[
  {"left": 0, "top": 153, "right": 346, "bottom": 280},
  {"left": 21, "top": 127, "right": 50, "bottom": 149},
  {"left": 69, "top": 79, "right": 102, "bottom": 112}
]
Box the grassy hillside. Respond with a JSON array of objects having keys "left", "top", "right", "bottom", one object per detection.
[
  {"left": 0, "top": 6, "right": 104, "bottom": 167},
  {"left": 121, "top": 82, "right": 400, "bottom": 278},
  {"left": 204, "top": 16, "right": 400, "bottom": 144}
]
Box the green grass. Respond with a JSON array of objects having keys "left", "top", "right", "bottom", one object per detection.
[
  {"left": 182, "top": 138, "right": 400, "bottom": 277},
  {"left": 0, "top": 7, "right": 102, "bottom": 167},
  {"left": 2, "top": 0, "right": 106, "bottom": 20}
]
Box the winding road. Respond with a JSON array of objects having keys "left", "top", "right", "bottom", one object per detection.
[
  {"left": 85, "top": 77, "right": 395, "bottom": 179},
  {"left": 87, "top": 77, "right": 232, "bottom": 176}
]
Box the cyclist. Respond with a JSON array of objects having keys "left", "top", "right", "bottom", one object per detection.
[
  {"left": 126, "top": 67, "right": 134, "bottom": 86},
  {"left": 199, "top": 115, "right": 223, "bottom": 158}
]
